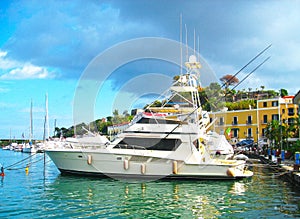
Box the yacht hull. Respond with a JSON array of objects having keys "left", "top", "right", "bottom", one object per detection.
[{"left": 46, "top": 149, "right": 252, "bottom": 180}]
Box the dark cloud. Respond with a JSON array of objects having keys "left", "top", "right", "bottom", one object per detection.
[{"left": 1, "top": 0, "right": 300, "bottom": 93}]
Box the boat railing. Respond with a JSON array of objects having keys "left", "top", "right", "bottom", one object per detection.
[{"left": 79, "top": 144, "right": 108, "bottom": 150}]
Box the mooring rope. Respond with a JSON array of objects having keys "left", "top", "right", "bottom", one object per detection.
[
  {"left": 6, "top": 156, "right": 45, "bottom": 170},
  {"left": 3, "top": 153, "right": 39, "bottom": 170}
]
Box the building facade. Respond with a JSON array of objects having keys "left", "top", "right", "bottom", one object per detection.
[{"left": 209, "top": 96, "right": 298, "bottom": 143}]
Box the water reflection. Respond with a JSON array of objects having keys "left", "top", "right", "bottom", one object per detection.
[
  {"left": 229, "top": 182, "right": 246, "bottom": 196},
  {"left": 44, "top": 177, "right": 243, "bottom": 218},
  {"left": 40, "top": 170, "right": 300, "bottom": 218}
]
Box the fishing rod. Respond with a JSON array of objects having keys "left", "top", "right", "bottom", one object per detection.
[
  {"left": 221, "top": 44, "right": 272, "bottom": 88},
  {"left": 230, "top": 56, "right": 271, "bottom": 92},
  {"left": 164, "top": 56, "right": 272, "bottom": 139},
  {"left": 158, "top": 44, "right": 272, "bottom": 139}
]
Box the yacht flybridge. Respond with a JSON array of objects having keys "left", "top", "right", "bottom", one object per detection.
[{"left": 45, "top": 54, "right": 253, "bottom": 180}]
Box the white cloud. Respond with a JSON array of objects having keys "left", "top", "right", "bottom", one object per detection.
[
  {"left": 1, "top": 63, "right": 54, "bottom": 80},
  {"left": 0, "top": 50, "right": 19, "bottom": 69},
  {"left": 0, "top": 50, "right": 55, "bottom": 80}
]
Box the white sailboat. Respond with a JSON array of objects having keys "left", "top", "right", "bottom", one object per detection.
[
  {"left": 45, "top": 53, "right": 253, "bottom": 180},
  {"left": 22, "top": 99, "right": 37, "bottom": 153}
]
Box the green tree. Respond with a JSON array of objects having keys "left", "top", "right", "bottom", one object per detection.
[
  {"left": 202, "top": 82, "right": 225, "bottom": 112},
  {"left": 280, "top": 88, "right": 288, "bottom": 97}
]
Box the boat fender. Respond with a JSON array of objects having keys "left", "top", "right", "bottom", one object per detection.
[
  {"left": 226, "top": 168, "right": 235, "bottom": 177},
  {"left": 0, "top": 166, "right": 4, "bottom": 177},
  {"left": 25, "top": 165, "right": 29, "bottom": 174},
  {"left": 141, "top": 164, "right": 146, "bottom": 174},
  {"left": 172, "top": 161, "right": 178, "bottom": 174},
  {"left": 87, "top": 155, "right": 92, "bottom": 165},
  {"left": 124, "top": 159, "right": 129, "bottom": 170}
]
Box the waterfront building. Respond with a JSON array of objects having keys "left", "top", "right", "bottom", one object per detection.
[
  {"left": 209, "top": 96, "right": 298, "bottom": 143},
  {"left": 293, "top": 90, "right": 300, "bottom": 112}
]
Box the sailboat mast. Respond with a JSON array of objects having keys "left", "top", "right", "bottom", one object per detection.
[
  {"left": 30, "top": 99, "right": 33, "bottom": 141},
  {"left": 46, "top": 93, "right": 50, "bottom": 139},
  {"left": 43, "top": 93, "right": 50, "bottom": 141},
  {"left": 180, "top": 14, "right": 183, "bottom": 75}
]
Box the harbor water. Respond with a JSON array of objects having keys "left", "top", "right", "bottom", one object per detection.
[{"left": 0, "top": 149, "right": 300, "bottom": 218}]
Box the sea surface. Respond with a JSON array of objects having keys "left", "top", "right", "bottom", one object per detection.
[{"left": 0, "top": 149, "right": 300, "bottom": 219}]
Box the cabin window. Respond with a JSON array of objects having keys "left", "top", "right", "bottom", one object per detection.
[
  {"left": 137, "top": 118, "right": 181, "bottom": 124},
  {"left": 114, "top": 138, "right": 182, "bottom": 151}
]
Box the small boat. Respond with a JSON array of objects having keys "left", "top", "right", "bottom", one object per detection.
[
  {"left": 45, "top": 53, "right": 253, "bottom": 180},
  {"left": 22, "top": 142, "right": 37, "bottom": 153},
  {"left": 13, "top": 143, "right": 23, "bottom": 152},
  {"left": 2, "top": 145, "right": 12, "bottom": 150}
]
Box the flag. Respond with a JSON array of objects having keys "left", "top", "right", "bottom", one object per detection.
[{"left": 225, "top": 127, "right": 231, "bottom": 137}]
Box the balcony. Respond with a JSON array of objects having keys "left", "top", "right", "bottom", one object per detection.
[
  {"left": 261, "top": 120, "right": 268, "bottom": 124},
  {"left": 246, "top": 120, "right": 252, "bottom": 125}
]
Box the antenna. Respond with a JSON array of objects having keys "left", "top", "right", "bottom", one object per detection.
[
  {"left": 180, "top": 14, "right": 183, "bottom": 75},
  {"left": 197, "top": 35, "right": 200, "bottom": 62},
  {"left": 185, "top": 24, "right": 188, "bottom": 61},
  {"left": 194, "top": 28, "right": 196, "bottom": 56}
]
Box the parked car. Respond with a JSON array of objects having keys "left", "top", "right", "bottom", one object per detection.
[{"left": 236, "top": 139, "right": 254, "bottom": 147}]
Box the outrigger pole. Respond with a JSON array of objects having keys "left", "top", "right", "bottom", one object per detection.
[
  {"left": 163, "top": 47, "right": 272, "bottom": 139},
  {"left": 221, "top": 44, "right": 272, "bottom": 88},
  {"left": 230, "top": 56, "right": 271, "bottom": 92}
]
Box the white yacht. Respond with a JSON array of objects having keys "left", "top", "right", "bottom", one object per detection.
[{"left": 45, "top": 55, "right": 253, "bottom": 180}]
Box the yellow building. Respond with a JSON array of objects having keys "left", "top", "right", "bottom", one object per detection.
[{"left": 209, "top": 96, "right": 298, "bottom": 143}]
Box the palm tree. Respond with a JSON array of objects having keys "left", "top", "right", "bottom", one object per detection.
[
  {"left": 265, "top": 120, "right": 280, "bottom": 149},
  {"left": 248, "top": 88, "right": 252, "bottom": 99}
]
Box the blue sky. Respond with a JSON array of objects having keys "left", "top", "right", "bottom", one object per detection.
[{"left": 0, "top": 0, "right": 299, "bottom": 140}]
